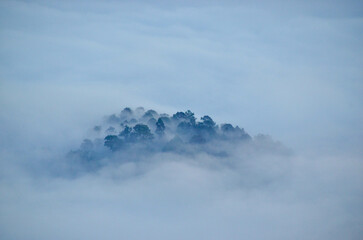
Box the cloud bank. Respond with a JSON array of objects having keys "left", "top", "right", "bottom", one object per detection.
[{"left": 0, "top": 105, "right": 362, "bottom": 240}]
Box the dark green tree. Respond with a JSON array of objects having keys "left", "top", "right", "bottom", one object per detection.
[
  {"left": 131, "top": 124, "right": 154, "bottom": 141},
  {"left": 172, "top": 112, "right": 186, "bottom": 120},
  {"left": 155, "top": 118, "right": 165, "bottom": 136},
  {"left": 185, "top": 110, "right": 196, "bottom": 125},
  {"left": 104, "top": 135, "right": 123, "bottom": 151},
  {"left": 177, "top": 121, "right": 193, "bottom": 134},
  {"left": 201, "top": 115, "right": 216, "bottom": 127},
  {"left": 120, "top": 107, "right": 133, "bottom": 120},
  {"left": 119, "top": 125, "right": 132, "bottom": 140},
  {"left": 221, "top": 123, "right": 234, "bottom": 132}
]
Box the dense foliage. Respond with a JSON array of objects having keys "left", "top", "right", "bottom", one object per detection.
[
  {"left": 68, "top": 107, "right": 288, "bottom": 170},
  {"left": 102, "top": 107, "right": 251, "bottom": 152}
]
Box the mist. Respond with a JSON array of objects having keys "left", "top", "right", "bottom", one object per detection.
[{"left": 1, "top": 0, "right": 363, "bottom": 239}]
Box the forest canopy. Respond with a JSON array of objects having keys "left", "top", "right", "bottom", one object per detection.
[{"left": 68, "top": 107, "right": 288, "bottom": 170}]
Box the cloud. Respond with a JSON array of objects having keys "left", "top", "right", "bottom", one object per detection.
[
  {"left": 0, "top": 105, "right": 362, "bottom": 240},
  {"left": 0, "top": 146, "right": 362, "bottom": 240}
]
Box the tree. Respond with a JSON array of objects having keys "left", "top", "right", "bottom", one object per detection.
[
  {"left": 172, "top": 110, "right": 196, "bottom": 125},
  {"left": 104, "top": 135, "right": 123, "bottom": 151},
  {"left": 160, "top": 116, "right": 171, "bottom": 125},
  {"left": 107, "top": 114, "right": 120, "bottom": 124},
  {"left": 201, "top": 115, "right": 216, "bottom": 127},
  {"left": 80, "top": 139, "right": 94, "bottom": 151},
  {"left": 135, "top": 107, "right": 145, "bottom": 118},
  {"left": 235, "top": 126, "right": 252, "bottom": 140},
  {"left": 177, "top": 121, "right": 192, "bottom": 134},
  {"left": 221, "top": 123, "right": 234, "bottom": 132},
  {"left": 172, "top": 112, "right": 186, "bottom": 120},
  {"left": 145, "top": 109, "right": 158, "bottom": 117},
  {"left": 131, "top": 124, "right": 154, "bottom": 141},
  {"left": 148, "top": 117, "right": 157, "bottom": 127},
  {"left": 120, "top": 107, "right": 133, "bottom": 120},
  {"left": 194, "top": 115, "right": 217, "bottom": 140},
  {"left": 142, "top": 111, "right": 157, "bottom": 122},
  {"left": 121, "top": 107, "right": 133, "bottom": 115},
  {"left": 119, "top": 125, "right": 132, "bottom": 140},
  {"left": 185, "top": 110, "right": 196, "bottom": 125},
  {"left": 155, "top": 118, "right": 165, "bottom": 136}
]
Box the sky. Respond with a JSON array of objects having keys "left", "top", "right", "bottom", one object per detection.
[
  {"left": 0, "top": 0, "right": 362, "bottom": 153},
  {"left": 0, "top": 0, "right": 362, "bottom": 239}
]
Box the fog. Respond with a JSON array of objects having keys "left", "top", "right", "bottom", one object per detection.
[
  {"left": 0, "top": 90, "right": 362, "bottom": 239},
  {"left": 0, "top": 0, "right": 363, "bottom": 239}
]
